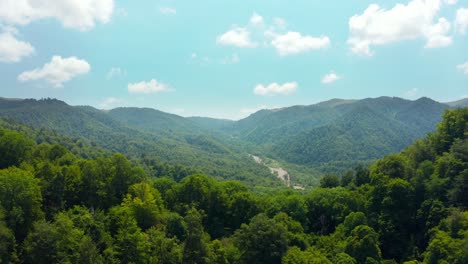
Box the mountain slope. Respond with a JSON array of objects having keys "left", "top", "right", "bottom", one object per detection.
[
  {"left": 0, "top": 98, "right": 275, "bottom": 185},
  {"left": 224, "top": 97, "right": 451, "bottom": 173}
]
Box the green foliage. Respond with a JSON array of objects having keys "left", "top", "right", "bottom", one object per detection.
[
  {"left": 233, "top": 214, "right": 288, "bottom": 264},
  {"left": 183, "top": 207, "right": 210, "bottom": 264},
  {"left": 22, "top": 213, "right": 101, "bottom": 264},
  {"left": 320, "top": 174, "right": 340, "bottom": 188},
  {"left": 0, "top": 107, "right": 465, "bottom": 264},
  {"left": 0, "top": 129, "right": 34, "bottom": 169},
  {"left": 282, "top": 246, "right": 332, "bottom": 263},
  {"left": 0, "top": 167, "right": 43, "bottom": 241},
  {"left": 345, "top": 225, "right": 381, "bottom": 263}
]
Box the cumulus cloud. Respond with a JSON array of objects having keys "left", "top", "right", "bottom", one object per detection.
[
  {"left": 250, "top": 13, "right": 264, "bottom": 26},
  {"left": 159, "top": 7, "right": 176, "bottom": 15},
  {"left": 254, "top": 82, "right": 298, "bottom": 96},
  {"left": 424, "top": 18, "right": 452, "bottom": 48},
  {"left": 0, "top": 26, "right": 34, "bottom": 62},
  {"left": 99, "top": 97, "right": 122, "bottom": 108},
  {"left": 455, "top": 8, "right": 468, "bottom": 34},
  {"left": 348, "top": 0, "right": 453, "bottom": 56},
  {"left": 106, "top": 67, "right": 126, "bottom": 79},
  {"left": 128, "top": 79, "right": 172, "bottom": 94},
  {"left": 217, "top": 13, "right": 330, "bottom": 57},
  {"left": 273, "top": 18, "right": 287, "bottom": 30},
  {"left": 271, "top": 32, "right": 330, "bottom": 56},
  {"left": 18, "top": 55, "right": 90, "bottom": 87},
  {"left": 457, "top": 62, "right": 468, "bottom": 74},
  {"left": 321, "top": 71, "right": 341, "bottom": 84},
  {"left": 216, "top": 27, "right": 257, "bottom": 48},
  {"left": 0, "top": 0, "right": 114, "bottom": 31}
]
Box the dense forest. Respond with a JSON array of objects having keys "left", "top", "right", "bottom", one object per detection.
[
  {"left": 0, "top": 97, "right": 459, "bottom": 187},
  {"left": 0, "top": 104, "right": 466, "bottom": 263}
]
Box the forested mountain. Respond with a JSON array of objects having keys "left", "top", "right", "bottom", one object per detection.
[
  {"left": 446, "top": 98, "right": 468, "bottom": 108},
  {"left": 0, "top": 107, "right": 466, "bottom": 263},
  {"left": 0, "top": 96, "right": 463, "bottom": 187},
  {"left": 224, "top": 97, "right": 450, "bottom": 173},
  {"left": 0, "top": 98, "right": 274, "bottom": 186}
]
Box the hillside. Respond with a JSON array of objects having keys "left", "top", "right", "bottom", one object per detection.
[
  {"left": 0, "top": 96, "right": 462, "bottom": 187},
  {"left": 0, "top": 98, "right": 275, "bottom": 186},
  {"left": 0, "top": 107, "right": 465, "bottom": 263},
  {"left": 223, "top": 97, "right": 450, "bottom": 173}
]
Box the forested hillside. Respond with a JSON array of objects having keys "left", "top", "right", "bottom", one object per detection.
[
  {"left": 0, "top": 98, "right": 275, "bottom": 186},
  {"left": 0, "top": 97, "right": 463, "bottom": 187},
  {"left": 0, "top": 108, "right": 466, "bottom": 263},
  {"left": 225, "top": 97, "right": 450, "bottom": 173}
]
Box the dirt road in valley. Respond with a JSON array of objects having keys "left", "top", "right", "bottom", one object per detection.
[{"left": 250, "top": 155, "right": 291, "bottom": 187}]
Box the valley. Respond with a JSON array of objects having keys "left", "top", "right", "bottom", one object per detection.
[
  {"left": 249, "top": 154, "right": 291, "bottom": 187},
  {"left": 0, "top": 96, "right": 465, "bottom": 187}
]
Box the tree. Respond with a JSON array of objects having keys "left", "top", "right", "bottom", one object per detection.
[
  {"left": 146, "top": 228, "right": 182, "bottom": 264},
  {"left": 370, "top": 154, "right": 409, "bottom": 180},
  {"left": 0, "top": 129, "right": 34, "bottom": 169},
  {"left": 110, "top": 205, "right": 149, "bottom": 264},
  {"left": 124, "top": 182, "right": 164, "bottom": 230},
  {"left": 22, "top": 213, "right": 101, "bottom": 264},
  {"left": 345, "top": 225, "right": 381, "bottom": 264},
  {"left": 0, "top": 167, "right": 43, "bottom": 241},
  {"left": 320, "top": 174, "right": 340, "bottom": 188},
  {"left": 0, "top": 207, "right": 15, "bottom": 264},
  {"left": 432, "top": 108, "right": 468, "bottom": 154},
  {"left": 233, "top": 214, "right": 288, "bottom": 264},
  {"left": 282, "top": 246, "right": 332, "bottom": 264},
  {"left": 182, "top": 207, "right": 210, "bottom": 264}
]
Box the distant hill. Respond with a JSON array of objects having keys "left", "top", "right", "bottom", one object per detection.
[
  {"left": 0, "top": 98, "right": 274, "bottom": 186},
  {"left": 0, "top": 96, "right": 462, "bottom": 186},
  {"left": 215, "top": 97, "right": 451, "bottom": 173},
  {"left": 445, "top": 98, "right": 468, "bottom": 108}
]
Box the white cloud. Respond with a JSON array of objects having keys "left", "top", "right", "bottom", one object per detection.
[
  {"left": 455, "top": 8, "right": 468, "bottom": 34},
  {"left": 0, "top": 26, "right": 34, "bottom": 62},
  {"left": 321, "top": 71, "right": 341, "bottom": 84},
  {"left": 18, "top": 55, "right": 90, "bottom": 87},
  {"left": 424, "top": 18, "right": 452, "bottom": 48},
  {"left": 254, "top": 82, "right": 298, "bottom": 96},
  {"left": 99, "top": 97, "right": 122, "bottom": 108},
  {"left": 0, "top": 0, "right": 114, "bottom": 31},
  {"left": 444, "top": 0, "right": 457, "bottom": 4},
  {"left": 159, "top": 7, "right": 176, "bottom": 15},
  {"left": 271, "top": 32, "right": 330, "bottom": 56},
  {"left": 250, "top": 13, "right": 264, "bottom": 26},
  {"left": 221, "top": 54, "right": 240, "bottom": 64},
  {"left": 404, "top": 88, "right": 419, "bottom": 98},
  {"left": 348, "top": 0, "right": 453, "bottom": 56},
  {"left": 106, "top": 67, "right": 126, "bottom": 79},
  {"left": 128, "top": 79, "right": 172, "bottom": 94},
  {"left": 217, "top": 27, "right": 257, "bottom": 48},
  {"left": 457, "top": 62, "right": 468, "bottom": 74},
  {"left": 273, "top": 18, "right": 287, "bottom": 30}
]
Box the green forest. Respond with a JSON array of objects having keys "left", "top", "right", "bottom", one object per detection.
[{"left": 0, "top": 108, "right": 466, "bottom": 263}]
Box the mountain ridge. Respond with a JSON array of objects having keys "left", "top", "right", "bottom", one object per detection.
[{"left": 0, "top": 96, "right": 463, "bottom": 186}]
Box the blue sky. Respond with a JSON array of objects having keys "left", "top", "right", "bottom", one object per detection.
[{"left": 0, "top": 0, "right": 467, "bottom": 119}]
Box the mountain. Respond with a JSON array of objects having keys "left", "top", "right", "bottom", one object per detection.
[
  {"left": 0, "top": 98, "right": 274, "bottom": 185},
  {"left": 214, "top": 97, "right": 451, "bottom": 173},
  {"left": 108, "top": 107, "right": 201, "bottom": 136},
  {"left": 445, "top": 98, "right": 468, "bottom": 108},
  {"left": 0, "top": 96, "right": 462, "bottom": 186}
]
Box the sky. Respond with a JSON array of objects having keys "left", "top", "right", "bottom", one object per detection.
[{"left": 0, "top": 0, "right": 467, "bottom": 120}]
